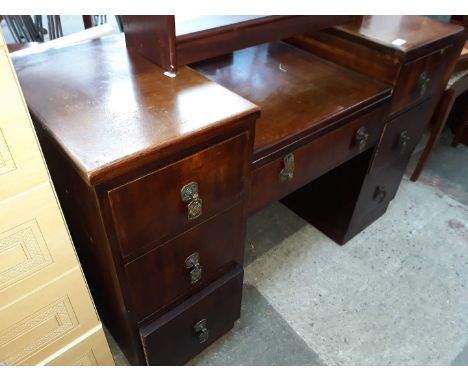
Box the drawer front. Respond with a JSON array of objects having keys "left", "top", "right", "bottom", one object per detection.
[
  {"left": 0, "top": 182, "right": 80, "bottom": 307},
  {"left": 140, "top": 265, "right": 243, "bottom": 366},
  {"left": 42, "top": 326, "right": 114, "bottom": 366},
  {"left": 390, "top": 47, "right": 450, "bottom": 115},
  {"left": 373, "top": 99, "right": 432, "bottom": 173},
  {"left": 348, "top": 163, "right": 407, "bottom": 240},
  {"left": 0, "top": 49, "right": 49, "bottom": 200},
  {"left": 0, "top": 268, "right": 99, "bottom": 365},
  {"left": 109, "top": 132, "right": 250, "bottom": 259},
  {"left": 248, "top": 106, "right": 385, "bottom": 214},
  {"left": 125, "top": 203, "right": 244, "bottom": 322}
]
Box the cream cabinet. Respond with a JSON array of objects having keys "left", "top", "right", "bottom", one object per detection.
[{"left": 0, "top": 32, "right": 114, "bottom": 366}]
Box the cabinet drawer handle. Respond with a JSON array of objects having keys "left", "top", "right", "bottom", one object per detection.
[
  {"left": 185, "top": 252, "right": 202, "bottom": 284},
  {"left": 373, "top": 186, "right": 387, "bottom": 203},
  {"left": 279, "top": 153, "right": 294, "bottom": 182},
  {"left": 417, "top": 71, "right": 430, "bottom": 96},
  {"left": 399, "top": 130, "right": 411, "bottom": 154},
  {"left": 355, "top": 126, "right": 369, "bottom": 152},
  {"left": 181, "top": 181, "right": 202, "bottom": 220},
  {"left": 193, "top": 318, "right": 209, "bottom": 344}
]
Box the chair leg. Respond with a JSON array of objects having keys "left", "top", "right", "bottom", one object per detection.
[
  {"left": 451, "top": 122, "right": 467, "bottom": 147},
  {"left": 410, "top": 89, "right": 456, "bottom": 182}
]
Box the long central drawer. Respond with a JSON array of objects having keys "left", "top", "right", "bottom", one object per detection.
[{"left": 248, "top": 105, "right": 386, "bottom": 214}]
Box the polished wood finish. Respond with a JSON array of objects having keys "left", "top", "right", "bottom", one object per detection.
[
  {"left": 286, "top": 16, "right": 465, "bottom": 242},
  {"left": 108, "top": 131, "right": 251, "bottom": 259},
  {"left": 286, "top": 99, "right": 432, "bottom": 245},
  {"left": 248, "top": 106, "right": 386, "bottom": 214},
  {"left": 122, "top": 16, "right": 177, "bottom": 72},
  {"left": 334, "top": 15, "right": 463, "bottom": 61},
  {"left": 13, "top": 16, "right": 464, "bottom": 365},
  {"left": 125, "top": 204, "right": 244, "bottom": 323},
  {"left": 140, "top": 265, "right": 243, "bottom": 366},
  {"left": 287, "top": 31, "right": 401, "bottom": 86},
  {"left": 13, "top": 34, "right": 259, "bottom": 186},
  {"left": 390, "top": 47, "right": 452, "bottom": 115},
  {"left": 374, "top": 100, "right": 433, "bottom": 174},
  {"left": 13, "top": 33, "right": 257, "bottom": 365},
  {"left": 122, "top": 15, "right": 352, "bottom": 71},
  {"left": 192, "top": 41, "right": 391, "bottom": 163}
]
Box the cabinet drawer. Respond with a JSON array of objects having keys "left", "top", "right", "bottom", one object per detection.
[
  {"left": 347, "top": 163, "right": 407, "bottom": 241},
  {"left": 140, "top": 265, "right": 243, "bottom": 365},
  {"left": 373, "top": 99, "right": 432, "bottom": 173},
  {"left": 42, "top": 326, "right": 114, "bottom": 366},
  {"left": 390, "top": 47, "right": 450, "bottom": 115},
  {"left": 0, "top": 182, "right": 80, "bottom": 306},
  {"left": 248, "top": 106, "right": 385, "bottom": 214},
  {"left": 125, "top": 203, "right": 244, "bottom": 322},
  {"left": 108, "top": 132, "right": 250, "bottom": 259},
  {"left": 0, "top": 268, "right": 99, "bottom": 365}
]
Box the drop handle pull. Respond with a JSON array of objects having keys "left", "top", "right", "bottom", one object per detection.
[
  {"left": 355, "top": 127, "right": 369, "bottom": 152},
  {"left": 185, "top": 252, "right": 202, "bottom": 284},
  {"left": 373, "top": 186, "right": 387, "bottom": 203},
  {"left": 399, "top": 130, "right": 411, "bottom": 154},
  {"left": 193, "top": 318, "right": 209, "bottom": 344},
  {"left": 279, "top": 153, "right": 294, "bottom": 182},
  {"left": 181, "top": 181, "right": 202, "bottom": 220},
  {"left": 417, "top": 71, "right": 430, "bottom": 96}
]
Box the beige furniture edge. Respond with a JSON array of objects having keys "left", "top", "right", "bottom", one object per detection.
[{"left": 0, "top": 31, "right": 114, "bottom": 366}]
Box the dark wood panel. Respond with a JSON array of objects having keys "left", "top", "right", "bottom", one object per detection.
[
  {"left": 192, "top": 41, "right": 391, "bottom": 161},
  {"left": 287, "top": 31, "right": 401, "bottom": 85},
  {"left": 140, "top": 265, "right": 243, "bottom": 366},
  {"left": 108, "top": 132, "right": 250, "bottom": 259},
  {"left": 177, "top": 16, "right": 352, "bottom": 67},
  {"left": 12, "top": 34, "right": 259, "bottom": 186},
  {"left": 334, "top": 15, "right": 464, "bottom": 61},
  {"left": 390, "top": 48, "right": 452, "bottom": 115},
  {"left": 122, "top": 15, "right": 352, "bottom": 70},
  {"left": 125, "top": 204, "right": 244, "bottom": 322},
  {"left": 282, "top": 148, "right": 376, "bottom": 245},
  {"left": 373, "top": 99, "right": 433, "bottom": 173},
  {"left": 122, "top": 15, "right": 177, "bottom": 72},
  {"left": 33, "top": 115, "right": 146, "bottom": 365},
  {"left": 248, "top": 106, "right": 385, "bottom": 214}
]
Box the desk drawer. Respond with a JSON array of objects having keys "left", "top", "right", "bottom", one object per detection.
[
  {"left": 108, "top": 132, "right": 250, "bottom": 259},
  {"left": 125, "top": 204, "right": 244, "bottom": 322},
  {"left": 248, "top": 106, "right": 385, "bottom": 214},
  {"left": 390, "top": 47, "right": 450, "bottom": 115},
  {"left": 140, "top": 265, "right": 243, "bottom": 365},
  {"left": 373, "top": 99, "right": 432, "bottom": 173}
]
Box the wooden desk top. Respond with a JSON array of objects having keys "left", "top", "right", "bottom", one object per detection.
[
  {"left": 192, "top": 41, "right": 391, "bottom": 162},
  {"left": 335, "top": 16, "right": 464, "bottom": 61},
  {"left": 12, "top": 34, "right": 259, "bottom": 186}
]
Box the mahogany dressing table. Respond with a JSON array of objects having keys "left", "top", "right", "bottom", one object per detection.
[{"left": 12, "top": 16, "right": 464, "bottom": 365}]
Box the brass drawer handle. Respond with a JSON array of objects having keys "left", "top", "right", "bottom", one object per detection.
[
  {"left": 399, "top": 130, "right": 411, "bottom": 154},
  {"left": 417, "top": 71, "right": 430, "bottom": 96},
  {"left": 181, "top": 181, "right": 202, "bottom": 220},
  {"left": 185, "top": 252, "right": 202, "bottom": 284},
  {"left": 193, "top": 318, "right": 209, "bottom": 344},
  {"left": 373, "top": 186, "right": 387, "bottom": 203},
  {"left": 355, "top": 126, "right": 369, "bottom": 152},
  {"left": 279, "top": 153, "right": 294, "bottom": 182}
]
